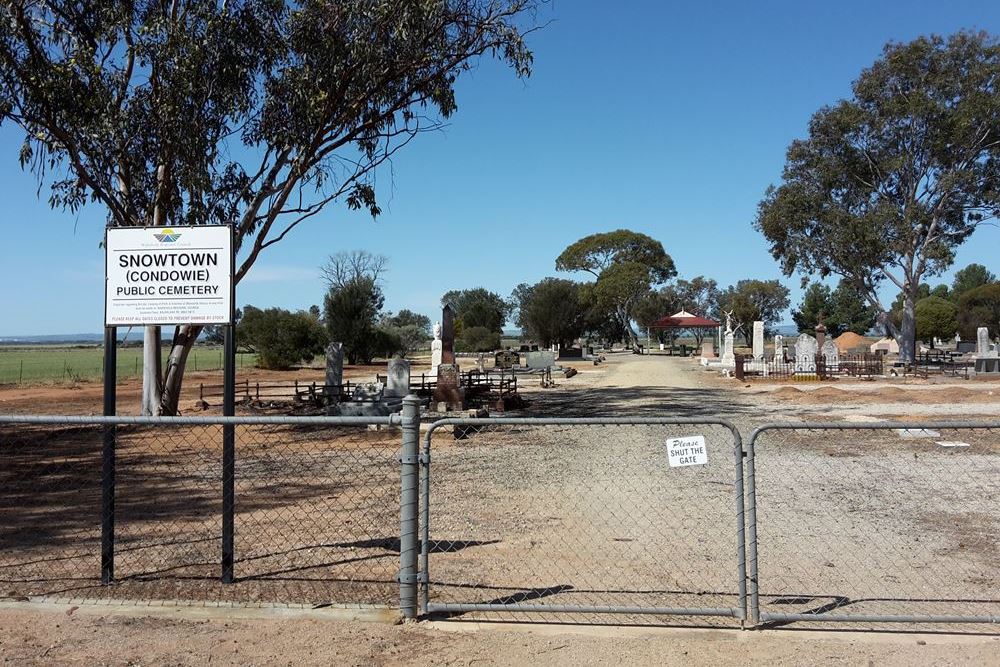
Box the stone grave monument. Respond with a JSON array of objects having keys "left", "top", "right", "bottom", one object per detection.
[
  {"left": 773, "top": 334, "right": 784, "bottom": 362},
  {"left": 821, "top": 339, "right": 839, "bottom": 368},
  {"left": 795, "top": 333, "right": 818, "bottom": 372},
  {"left": 752, "top": 321, "right": 764, "bottom": 360},
  {"left": 384, "top": 358, "right": 411, "bottom": 399},
  {"left": 433, "top": 304, "right": 464, "bottom": 409}
]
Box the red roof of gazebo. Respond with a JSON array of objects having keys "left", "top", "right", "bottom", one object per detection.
[{"left": 650, "top": 310, "right": 720, "bottom": 329}]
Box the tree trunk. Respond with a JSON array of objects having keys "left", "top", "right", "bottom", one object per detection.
[
  {"left": 899, "top": 292, "right": 917, "bottom": 364},
  {"left": 141, "top": 325, "right": 163, "bottom": 416},
  {"left": 159, "top": 325, "right": 203, "bottom": 415}
]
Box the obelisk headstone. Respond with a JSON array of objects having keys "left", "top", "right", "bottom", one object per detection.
[
  {"left": 441, "top": 304, "right": 456, "bottom": 365},
  {"left": 752, "top": 321, "right": 764, "bottom": 360},
  {"left": 434, "top": 303, "right": 463, "bottom": 409},
  {"left": 325, "top": 342, "right": 343, "bottom": 388}
]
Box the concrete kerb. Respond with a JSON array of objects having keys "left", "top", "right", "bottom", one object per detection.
[{"left": 0, "top": 597, "right": 403, "bottom": 624}]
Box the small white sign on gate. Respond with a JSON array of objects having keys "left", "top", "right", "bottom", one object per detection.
[{"left": 667, "top": 435, "right": 708, "bottom": 467}]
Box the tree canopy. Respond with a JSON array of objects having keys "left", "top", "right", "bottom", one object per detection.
[
  {"left": 716, "top": 279, "right": 790, "bottom": 341},
  {"left": 951, "top": 263, "right": 997, "bottom": 301},
  {"left": 512, "top": 278, "right": 588, "bottom": 348},
  {"left": 238, "top": 306, "right": 326, "bottom": 370},
  {"left": 754, "top": 32, "right": 1000, "bottom": 362},
  {"left": 915, "top": 296, "right": 958, "bottom": 346},
  {"left": 442, "top": 288, "right": 511, "bottom": 333},
  {"left": 957, "top": 283, "right": 1000, "bottom": 340},
  {"left": 0, "top": 0, "right": 537, "bottom": 412},
  {"left": 792, "top": 280, "right": 877, "bottom": 336},
  {"left": 556, "top": 230, "right": 675, "bottom": 347}
]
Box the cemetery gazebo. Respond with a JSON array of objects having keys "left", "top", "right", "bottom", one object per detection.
[{"left": 649, "top": 310, "right": 720, "bottom": 354}]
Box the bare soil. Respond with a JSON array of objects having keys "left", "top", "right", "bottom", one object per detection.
[{"left": 2, "top": 353, "right": 999, "bottom": 664}]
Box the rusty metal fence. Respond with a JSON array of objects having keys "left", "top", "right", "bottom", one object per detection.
[{"left": 2, "top": 408, "right": 998, "bottom": 632}]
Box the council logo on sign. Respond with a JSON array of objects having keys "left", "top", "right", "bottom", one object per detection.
[{"left": 153, "top": 229, "right": 182, "bottom": 243}]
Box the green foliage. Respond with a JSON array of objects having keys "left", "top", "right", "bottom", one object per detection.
[
  {"left": 791, "top": 283, "right": 832, "bottom": 334},
  {"left": 716, "top": 280, "right": 790, "bottom": 341},
  {"left": 957, "top": 283, "right": 1000, "bottom": 340},
  {"left": 633, "top": 289, "right": 680, "bottom": 331},
  {"left": 237, "top": 306, "right": 327, "bottom": 370},
  {"left": 511, "top": 278, "right": 588, "bottom": 348},
  {"left": 754, "top": 32, "right": 1000, "bottom": 361},
  {"left": 829, "top": 280, "right": 878, "bottom": 336},
  {"left": 323, "top": 276, "right": 385, "bottom": 364},
  {"left": 929, "top": 284, "right": 950, "bottom": 299},
  {"left": 555, "top": 230, "right": 676, "bottom": 282},
  {"left": 556, "top": 231, "right": 676, "bottom": 347},
  {"left": 951, "top": 263, "right": 997, "bottom": 300},
  {"left": 384, "top": 309, "right": 431, "bottom": 334},
  {"left": 456, "top": 326, "right": 501, "bottom": 353},
  {"left": 442, "top": 288, "right": 511, "bottom": 333},
  {"left": 793, "top": 280, "right": 877, "bottom": 336},
  {"left": 378, "top": 323, "right": 427, "bottom": 358},
  {"left": 669, "top": 276, "right": 719, "bottom": 316},
  {"left": 915, "top": 296, "right": 958, "bottom": 345}
]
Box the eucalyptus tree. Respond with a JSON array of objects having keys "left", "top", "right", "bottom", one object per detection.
[
  {"left": 0, "top": 0, "right": 538, "bottom": 413},
  {"left": 756, "top": 32, "right": 1000, "bottom": 362}
]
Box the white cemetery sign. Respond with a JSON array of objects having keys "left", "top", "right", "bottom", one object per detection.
[{"left": 105, "top": 225, "right": 233, "bottom": 326}]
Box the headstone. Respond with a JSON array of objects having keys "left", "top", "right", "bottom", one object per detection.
[
  {"left": 432, "top": 362, "right": 463, "bottom": 409},
  {"left": 495, "top": 350, "right": 520, "bottom": 369},
  {"left": 773, "top": 334, "right": 784, "bottom": 362},
  {"left": 721, "top": 332, "right": 735, "bottom": 366},
  {"left": 752, "top": 321, "right": 764, "bottom": 360},
  {"left": 441, "top": 305, "right": 456, "bottom": 365},
  {"left": 430, "top": 321, "right": 443, "bottom": 372},
  {"left": 384, "top": 358, "right": 411, "bottom": 399},
  {"left": 821, "top": 339, "right": 839, "bottom": 367},
  {"left": 977, "top": 327, "right": 997, "bottom": 358},
  {"left": 700, "top": 340, "right": 716, "bottom": 359},
  {"left": 325, "top": 342, "right": 344, "bottom": 388},
  {"left": 525, "top": 350, "right": 557, "bottom": 369},
  {"left": 794, "top": 333, "right": 818, "bottom": 372}
]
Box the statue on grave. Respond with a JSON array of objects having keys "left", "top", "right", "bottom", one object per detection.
[
  {"left": 723, "top": 309, "right": 734, "bottom": 335},
  {"left": 433, "top": 321, "right": 442, "bottom": 340}
]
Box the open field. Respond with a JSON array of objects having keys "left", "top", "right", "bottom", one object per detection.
[{"left": 0, "top": 345, "right": 258, "bottom": 385}]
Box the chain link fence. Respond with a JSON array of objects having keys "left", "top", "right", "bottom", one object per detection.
[
  {"left": 0, "top": 415, "right": 404, "bottom": 607},
  {"left": 420, "top": 418, "right": 746, "bottom": 626},
  {"left": 2, "top": 411, "right": 998, "bottom": 632},
  {"left": 747, "top": 422, "right": 1000, "bottom": 630}
]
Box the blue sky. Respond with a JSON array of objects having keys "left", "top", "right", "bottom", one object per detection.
[{"left": 2, "top": 0, "right": 1000, "bottom": 335}]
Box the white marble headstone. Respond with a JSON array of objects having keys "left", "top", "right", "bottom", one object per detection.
[
  {"left": 721, "top": 331, "right": 735, "bottom": 366},
  {"left": 752, "top": 321, "right": 764, "bottom": 360},
  {"left": 794, "top": 333, "right": 818, "bottom": 372}
]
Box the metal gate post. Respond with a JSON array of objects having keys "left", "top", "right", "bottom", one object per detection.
[{"left": 398, "top": 395, "right": 421, "bottom": 619}]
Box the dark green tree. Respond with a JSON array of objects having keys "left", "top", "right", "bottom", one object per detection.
[
  {"left": 829, "top": 280, "right": 878, "bottom": 335},
  {"left": 951, "top": 263, "right": 997, "bottom": 301},
  {"left": 716, "top": 280, "right": 790, "bottom": 342},
  {"left": 456, "top": 326, "right": 501, "bottom": 353},
  {"left": 511, "top": 278, "right": 588, "bottom": 348},
  {"left": 0, "top": 0, "right": 537, "bottom": 413},
  {"left": 915, "top": 296, "right": 958, "bottom": 347},
  {"left": 791, "top": 282, "right": 833, "bottom": 334},
  {"left": 442, "top": 288, "right": 512, "bottom": 333},
  {"left": 957, "top": 283, "right": 1000, "bottom": 340},
  {"left": 323, "top": 276, "right": 385, "bottom": 364},
  {"left": 238, "top": 306, "right": 327, "bottom": 370},
  {"left": 556, "top": 230, "right": 676, "bottom": 347},
  {"left": 755, "top": 32, "right": 1000, "bottom": 363},
  {"left": 384, "top": 309, "right": 431, "bottom": 334}
]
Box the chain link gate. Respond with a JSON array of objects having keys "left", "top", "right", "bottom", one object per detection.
[
  {"left": 419, "top": 417, "right": 746, "bottom": 624},
  {"left": 747, "top": 421, "right": 1000, "bottom": 629}
]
